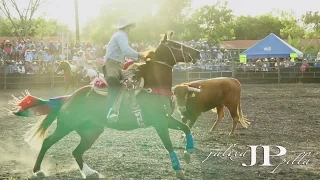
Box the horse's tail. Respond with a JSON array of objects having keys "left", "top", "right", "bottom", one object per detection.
[
  {"left": 237, "top": 99, "right": 250, "bottom": 128},
  {"left": 8, "top": 90, "right": 69, "bottom": 118},
  {"left": 7, "top": 90, "right": 70, "bottom": 148},
  {"left": 24, "top": 110, "right": 59, "bottom": 146}
]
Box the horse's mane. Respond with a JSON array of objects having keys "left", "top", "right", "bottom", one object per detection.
[{"left": 131, "top": 50, "right": 157, "bottom": 80}]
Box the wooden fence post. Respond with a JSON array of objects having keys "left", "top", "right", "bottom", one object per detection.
[
  {"left": 277, "top": 58, "right": 281, "bottom": 83},
  {"left": 4, "top": 60, "right": 7, "bottom": 89}
]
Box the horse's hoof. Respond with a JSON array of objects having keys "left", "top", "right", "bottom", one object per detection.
[
  {"left": 29, "top": 170, "right": 46, "bottom": 180},
  {"left": 85, "top": 171, "right": 100, "bottom": 179},
  {"left": 176, "top": 170, "right": 186, "bottom": 179},
  {"left": 184, "top": 151, "right": 191, "bottom": 164}
]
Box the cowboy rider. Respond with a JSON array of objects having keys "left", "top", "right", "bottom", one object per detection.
[{"left": 104, "top": 16, "right": 145, "bottom": 122}]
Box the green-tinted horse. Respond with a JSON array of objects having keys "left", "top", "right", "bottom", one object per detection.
[{"left": 19, "top": 32, "right": 201, "bottom": 179}]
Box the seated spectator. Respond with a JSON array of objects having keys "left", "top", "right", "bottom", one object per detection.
[
  {"left": 24, "top": 61, "right": 33, "bottom": 74},
  {"left": 59, "top": 53, "right": 66, "bottom": 61},
  {"left": 314, "top": 59, "right": 320, "bottom": 67},
  {"left": 38, "top": 50, "right": 45, "bottom": 61},
  {"left": 25, "top": 50, "right": 33, "bottom": 62},
  {"left": 17, "top": 61, "right": 25, "bottom": 74},
  {"left": 44, "top": 49, "right": 53, "bottom": 62},
  {"left": 72, "top": 53, "right": 79, "bottom": 61},
  {"left": 255, "top": 59, "right": 263, "bottom": 71},
  {"left": 32, "top": 61, "right": 39, "bottom": 73},
  {"left": 262, "top": 59, "right": 270, "bottom": 71},
  {"left": 32, "top": 49, "right": 38, "bottom": 60}
]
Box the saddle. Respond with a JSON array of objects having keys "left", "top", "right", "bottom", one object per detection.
[
  {"left": 90, "top": 63, "right": 144, "bottom": 96},
  {"left": 91, "top": 62, "right": 146, "bottom": 127}
]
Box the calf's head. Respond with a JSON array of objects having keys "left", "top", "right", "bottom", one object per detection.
[{"left": 172, "top": 84, "right": 201, "bottom": 112}]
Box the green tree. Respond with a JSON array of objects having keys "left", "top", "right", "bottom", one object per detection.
[
  {"left": 302, "top": 11, "right": 320, "bottom": 38},
  {"left": 31, "top": 18, "right": 68, "bottom": 37},
  {"left": 191, "top": 1, "right": 235, "bottom": 43},
  {"left": 288, "top": 35, "right": 302, "bottom": 49},
  {"left": 0, "top": 17, "right": 67, "bottom": 38},
  {"left": 273, "top": 10, "right": 305, "bottom": 39},
  {"left": 233, "top": 13, "right": 284, "bottom": 40},
  {"left": 81, "top": 0, "right": 191, "bottom": 43},
  {"left": 0, "top": 0, "right": 48, "bottom": 40}
]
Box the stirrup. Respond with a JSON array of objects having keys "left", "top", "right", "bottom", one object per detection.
[{"left": 107, "top": 108, "right": 119, "bottom": 122}]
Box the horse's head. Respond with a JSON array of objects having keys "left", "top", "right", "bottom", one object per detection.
[
  {"left": 56, "top": 61, "right": 70, "bottom": 73},
  {"left": 154, "top": 31, "right": 201, "bottom": 67}
]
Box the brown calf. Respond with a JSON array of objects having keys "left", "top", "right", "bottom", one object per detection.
[{"left": 172, "top": 77, "right": 250, "bottom": 135}]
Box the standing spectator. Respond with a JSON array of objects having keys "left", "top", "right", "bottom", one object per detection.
[
  {"left": 4, "top": 41, "right": 12, "bottom": 60},
  {"left": 48, "top": 41, "right": 55, "bottom": 56},
  {"left": 300, "top": 59, "right": 309, "bottom": 72}
]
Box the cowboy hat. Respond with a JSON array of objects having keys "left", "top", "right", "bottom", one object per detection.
[{"left": 112, "top": 16, "right": 136, "bottom": 29}]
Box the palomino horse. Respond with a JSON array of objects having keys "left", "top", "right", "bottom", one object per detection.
[
  {"left": 55, "top": 61, "right": 78, "bottom": 94},
  {"left": 12, "top": 32, "right": 201, "bottom": 179}
]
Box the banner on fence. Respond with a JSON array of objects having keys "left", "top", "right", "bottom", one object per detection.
[
  {"left": 290, "top": 53, "right": 298, "bottom": 62},
  {"left": 240, "top": 54, "right": 247, "bottom": 64}
]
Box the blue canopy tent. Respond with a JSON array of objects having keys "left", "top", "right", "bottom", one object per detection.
[{"left": 241, "top": 33, "right": 303, "bottom": 59}]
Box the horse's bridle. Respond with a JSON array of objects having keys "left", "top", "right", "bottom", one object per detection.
[{"left": 154, "top": 42, "right": 194, "bottom": 68}]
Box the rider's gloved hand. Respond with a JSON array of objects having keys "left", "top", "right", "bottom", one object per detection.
[{"left": 138, "top": 53, "right": 146, "bottom": 61}]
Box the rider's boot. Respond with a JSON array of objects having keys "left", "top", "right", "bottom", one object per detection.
[{"left": 106, "top": 77, "right": 121, "bottom": 123}]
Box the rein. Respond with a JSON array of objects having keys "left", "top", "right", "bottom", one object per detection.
[
  {"left": 141, "top": 42, "right": 194, "bottom": 98},
  {"left": 159, "top": 42, "right": 194, "bottom": 68}
]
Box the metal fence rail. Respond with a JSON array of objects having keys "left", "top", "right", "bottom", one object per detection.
[{"left": 1, "top": 59, "right": 320, "bottom": 89}]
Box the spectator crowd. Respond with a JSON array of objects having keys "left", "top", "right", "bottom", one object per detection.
[
  {"left": 0, "top": 39, "right": 105, "bottom": 74},
  {"left": 1, "top": 38, "right": 320, "bottom": 75}
]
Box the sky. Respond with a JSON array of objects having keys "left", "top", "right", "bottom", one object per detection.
[{"left": 36, "top": 0, "right": 320, "bottom": 30}]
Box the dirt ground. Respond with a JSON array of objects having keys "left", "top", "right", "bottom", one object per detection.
[{"left": 0, "top": 84, "right": 319, "bottom": 180}]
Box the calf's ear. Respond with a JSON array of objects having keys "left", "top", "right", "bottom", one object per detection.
[{"left": 189, "top": 93, "right": 196, "bottom": 97}]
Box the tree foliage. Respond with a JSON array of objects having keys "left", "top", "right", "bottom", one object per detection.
[
  {"left": 0, "top": 17, "right": 68, "bottom": 38},
  {"left": 233, "top": 14, "right": 284, "bottom": 40},
  {"left": 0, "top": 0, "right": 47, "bottom": 39},
  {"left": 191, "top": 1, "right": 234, "bottom": 43},
  {"left": 303, "top": 11, "right": 320, "bottom": 38},
  {"left": 81, "top": 0, "right": 320, "bottom": 48},
  {"left": 0, "top": 0, "right": 67, "bottom": 40},
  {"left": 81, "top": 0, "right": 191, "bottom": 43}
]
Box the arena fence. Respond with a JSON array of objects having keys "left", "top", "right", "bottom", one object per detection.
[{"left": 1, "top": 59, "right": 320, "bottom": 89}]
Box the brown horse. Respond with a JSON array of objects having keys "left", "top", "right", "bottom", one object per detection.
[
  {"left": 20, "top": 32, "right": 201, "bottom": 179},
  {"left": 55, "top": 61, "right": 78, "bottom": 94}
]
